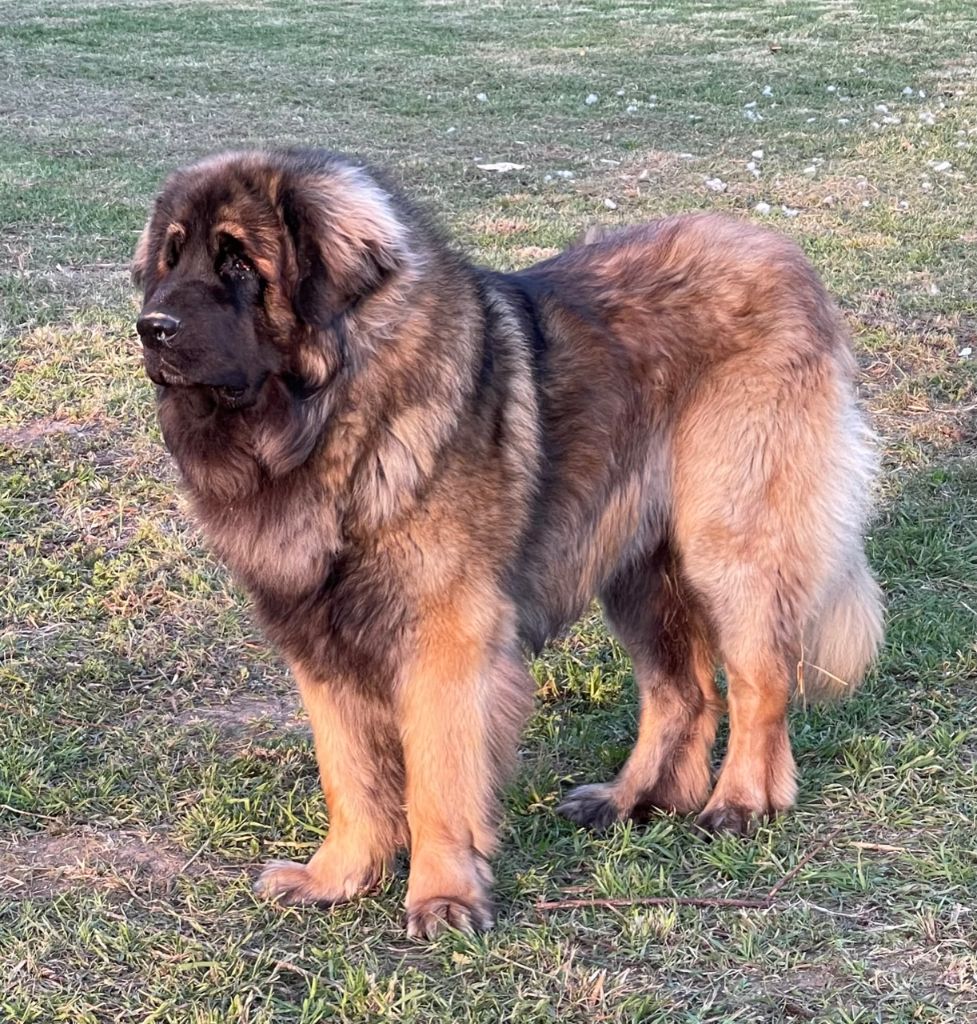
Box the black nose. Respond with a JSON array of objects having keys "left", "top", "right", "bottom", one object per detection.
[{"left": 136, "top": 312, "right": 181, "bottom": 347}]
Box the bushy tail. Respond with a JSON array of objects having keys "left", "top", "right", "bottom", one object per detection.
[{"left": 800, "top": 552, "right": 884, "bottom": 703}]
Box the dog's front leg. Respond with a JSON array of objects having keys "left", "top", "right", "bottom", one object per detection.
[
  {"left": 399, "top": 589, "right": 532, "bottom": 939},
  {"left": 255, "top": 664, "right": 407, "bottom": 906}
]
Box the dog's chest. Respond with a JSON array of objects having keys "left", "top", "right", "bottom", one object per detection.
[{"left": 200, "top": 493, "right": 339, "bottom": 597}]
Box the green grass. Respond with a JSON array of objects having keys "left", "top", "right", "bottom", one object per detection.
[{"left": 2, "top": 1, "right": 976, "bottom": 1021}]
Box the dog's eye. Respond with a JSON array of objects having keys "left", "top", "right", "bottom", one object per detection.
[
  {"left": 220, "top": 251, "right": 257, "bottom": 279},
  {"left": 216, "top": 235, "right": 259, "bottom": 282},
  {"left": 164, "top": 238, "right": 181, "bottom": 270}
]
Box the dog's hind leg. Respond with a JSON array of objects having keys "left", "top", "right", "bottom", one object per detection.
[
  {"left": 669, "top": 356, "right": 844, "bottom": 835},
  {"left": 558, "top": 542, "right": 723, "bottom": 829},
  {"left": 675, "top": 528, "right": 803, "bottom": 833},
  {"left": 694, "top": 617, "right": 798, "bottom": 836}
]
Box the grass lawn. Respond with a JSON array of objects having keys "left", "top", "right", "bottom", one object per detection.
[{"left": 1, "top": 1, "right": 976, "bottom": 1020}]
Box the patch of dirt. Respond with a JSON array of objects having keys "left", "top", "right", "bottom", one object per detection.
[
  {"left": 847, "top": 306, "right": 977, "bottom": 455},
  {"left": 511, "top": 245, "right": 561, "bottom": 263},
  {"left": 757, "top": 965, "right": 852, "bottom": 1019},
  {"left": 850, "top": 304, "right": 977, "bottom": 344},
  {"left": 0, "top": 828, "right": 217, "bottom": 901},
  {"left": 866, "top": 947, "right": 971, "bottom": 1009},
  {"left": 176, "top": 693, "right": 304, "bottom": 734},
  {"left": 0, "top": 414, "right": 105, "bottom": 448}
]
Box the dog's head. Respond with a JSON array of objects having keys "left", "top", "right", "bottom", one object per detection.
[{"left": 133, "top": 149, "right": 412, "bottom": 413}]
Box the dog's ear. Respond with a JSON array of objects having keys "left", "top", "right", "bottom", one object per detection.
[
  {"left": 283, "top": 164, "right": 409, "bottom": 328},
  {"left": 131, "top": 220, "right": 153, "bottom": 289},
  {"left": 282, "top": 196, "right": 333, "bottom": 328}
]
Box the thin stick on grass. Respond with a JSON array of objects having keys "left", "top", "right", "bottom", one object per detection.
[
  {"left": 535, "top": 895, "right": 771, "bottom": 912},
  {"left": 850, "top": 841, "right": 906, "bottom": 854},
  {"left": 0, "top": 803, "right": 62, "bottom": 823},
  {"left": 765, "top": 826, "right": 845, "bottom": 900}
]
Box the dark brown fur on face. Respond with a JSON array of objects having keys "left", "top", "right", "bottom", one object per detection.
[{"left": 134, "top": 149, "right": 884, "bottom": 937}]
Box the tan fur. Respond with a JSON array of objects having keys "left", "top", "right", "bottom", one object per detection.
[
  {"left": 627, "top": 639, "right": 723, "bottom": 815},
  {"left": 398, "top": 587, "right": 532, "bottom": 938},
  {"left": 802, "top": 550, "right": 885, "bottom": 701},
  {"left": 309, "top": 163, "right": 414, "bottom": 289},
  {"left": 134, "top": 152, "right": 885, "bottom": 937},
  {"left": 256, "top": 665, "right": 406, "bottom": 905},
  {"left": 699, "top": 652, "right": 798, "bottom": 829}
]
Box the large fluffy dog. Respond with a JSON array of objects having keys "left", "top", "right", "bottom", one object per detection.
[{"left": 133, "top": 149, "right": 883, "bottom": 937}]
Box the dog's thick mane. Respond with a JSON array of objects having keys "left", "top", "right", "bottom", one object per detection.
[{"left": 141, "top": 151, "right": 539, "bottom": 612}]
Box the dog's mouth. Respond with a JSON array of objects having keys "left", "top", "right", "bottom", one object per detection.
[
  {"left": 143, "top": 351, "right": 187, "bottom": 388},
  {"left": 209, "top": 383, "right": 259, "bottom": 410},
  {"left": 146, "top": 357, "right": 267, "bottom": 411}
]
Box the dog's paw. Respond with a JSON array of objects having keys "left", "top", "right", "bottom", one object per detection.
[
  {"left": 254, "top": 858, "right": 373, "bottom": 907},
  {"left": 695, "top": 803, "right": 762, "bottom": 838},
  {"left": 557, "top": 783, "right": 625, "bottom": 831},
  {"left": 405, "top": 895, "right": 495, "bottom": 939}
]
